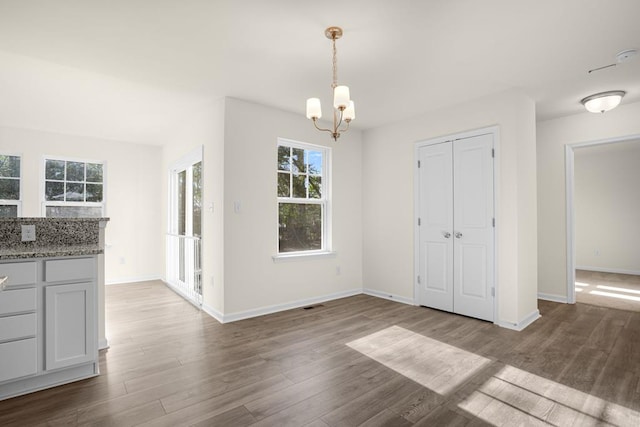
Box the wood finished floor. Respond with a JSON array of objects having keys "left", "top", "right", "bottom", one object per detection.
[
  {"left": 576, "top": 270, "right": 640, "bottom": 312},
  {"left": 1, "top": 280, "right": 640, "bottom": 426}
]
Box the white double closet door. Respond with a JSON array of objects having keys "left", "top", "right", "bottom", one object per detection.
[{"left": 417, "top": 133, "right": 495, "bottom": 322}]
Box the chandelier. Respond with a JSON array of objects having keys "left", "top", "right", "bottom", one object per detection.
[{"left": 306, "top": 26, "right": 355, "bottom": 141}]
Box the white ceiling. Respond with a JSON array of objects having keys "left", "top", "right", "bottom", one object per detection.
[{"left": 0, "top": 0, "right": 639, "bottom": 145}]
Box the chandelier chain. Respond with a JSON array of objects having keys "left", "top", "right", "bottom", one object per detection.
[{"left": 332, "top": 37, "right": 338, "bottom": 89}]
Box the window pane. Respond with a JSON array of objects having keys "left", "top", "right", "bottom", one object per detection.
[
  {"left": 45, "top": 181, "right": 65, "bottom": 201},
  {"left": 0, "top": 178, "right": 19, "bottom": 200},
  {"left": 292, "top": 174, "right": 306, "bottom": 198},
  {"left": 66, "top": 182, "right": 85, "bottom": 201},
  {"left": 0, "top": 155, "right": 20, "bottom": 178},
  {"left": 0, "top": 205, "right": 18, "bottom": 217},
  {"left": 278, "top": 203, "right": 322, "bottom": 252},
  {"left": 86, "top": 163, "right": 103, "bottom": 182},
  {"left": 278, "top": 146, "right": 290, "bottom": 171},
  {"left": 178, "top": 170, "right": 186, "bottom": 235},
  {"left": 291, "top": 148, "right": 305, "bottom": 173},
  {"left": 46, "top": 206, "right": 102, "bottom": 218},
  {"left": 278, "top": 172, "right": 290, "bottom": 197},
  {"left": 307, "top": 150, "right": 322, "bottom": 175},
  {"left": 193, "top": 162, "right": 202, "bottom": 237},
  {"left": 66, "top": 161, "right": 85, "bottom": 182},
  {"left": 309, "top": 176, "right": 322, "bottom": 199},
  {"left": 45, "top": 159, "right": 65, "bottom": 180},
  {"left": 86, "top": 183, "right": 103, "bottom": 202}
]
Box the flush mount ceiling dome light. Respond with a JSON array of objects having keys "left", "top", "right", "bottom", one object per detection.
[
  {"left": 306, "top": 26, "right": 355, "bottom": 141},
  {"left": 581, "top": 91, "right": 626, "bottom": 113}
]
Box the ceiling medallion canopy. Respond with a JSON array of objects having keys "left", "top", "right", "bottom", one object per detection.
[{"left": 306, "top": 26, "right": 355, "bottom": 141}]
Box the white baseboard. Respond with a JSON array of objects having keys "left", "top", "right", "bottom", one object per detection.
[
  {"left": 202, "top": 303, "right": 224, "bottom": 324},
  {"left": 576, "top": 266, "right": 640, "bottom": 276},
  {"left": 363, "top": 288, "right": 415, "bottom": 306},
  {"left": 106, "top": 275, "right": 162, "bottom": 285},
  {"left": 98, "top": 338, "right": 110, "bottom": 350},
  {"left": 215, "top": 288, "right": 363, "bottom": 323},
  {"left": 496, "top": 309, "right": 540, "bottom": 331},
  {"left": 538, "top": 293, "right": 568, "bottom": 303}
]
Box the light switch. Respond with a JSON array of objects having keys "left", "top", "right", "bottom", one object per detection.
[{"left": 21, "top": 224, "right": 36, "bottom": 242}]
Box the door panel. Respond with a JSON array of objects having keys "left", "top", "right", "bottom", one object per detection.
[
  {"left": 418, "top": 142, "right": 453, "bottom": 312},
  {"left": 453, "top": 134, "right": 494, "bottom": 321}
]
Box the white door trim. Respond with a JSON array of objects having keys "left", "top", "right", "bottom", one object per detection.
[
  {"left": 414, "top": 125, "right": 499, "bottom": 323},
  {"left": 564, "top": 133, "right": 640, "bottom": 304}
]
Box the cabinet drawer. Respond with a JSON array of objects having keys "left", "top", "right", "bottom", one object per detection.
[
  {"left": 0, "top": 338, "right": 37, "bottom": 383},
  {"left": 45, "top": 257, "right": 96, "bottom": 283},
  {"left": 0, "top": 288, "right": 36, "bottom": 316},
  {"left": 0, "top": 262, "right": 37, "bottom": 287},
  {"left": 0, "top": 313, "right": 37, "bottom": 342}
]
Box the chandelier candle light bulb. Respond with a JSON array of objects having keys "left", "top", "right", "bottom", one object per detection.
[
  {"left": 306, "top": 26, "right": 355, "bottom": 141},
  {"left": 306, "top": 98, "right": 322, "bottom": 119}
]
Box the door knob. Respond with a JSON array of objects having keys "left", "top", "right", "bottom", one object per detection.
[
  {"left": 455, "top": 231, "right": 463, "bottom": 239},
  {"left": 442, "top": 231, "right": 451, "bottom": 239}
]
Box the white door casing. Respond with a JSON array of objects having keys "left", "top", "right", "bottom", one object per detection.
[{"left": 417, "top": 132, "right": 495, "bottom": 322}]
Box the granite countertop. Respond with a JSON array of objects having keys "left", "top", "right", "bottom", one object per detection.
[
  {"left": 0, "top": 217, "right": 109, "bottom": 222},
  {"left": 0, "top": 244, "right": 103, "bottom": 260}
]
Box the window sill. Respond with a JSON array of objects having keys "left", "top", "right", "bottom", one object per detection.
[{"left": 272, "top": 251, "right": 337, "bottom": 263}]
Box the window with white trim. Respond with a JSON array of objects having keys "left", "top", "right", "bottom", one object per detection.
[
  {"left": 43, "top": 158, "right": 105, "bottom": 218},
  {"left": 0, "top": 154, "right": 21, "bottom": 217},
  {"left": 277, "top": 139, "right": 330, "bottom": 254}
]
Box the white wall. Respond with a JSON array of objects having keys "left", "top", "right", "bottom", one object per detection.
[
  {"left": 0, "top": 126, "right": 163, "bottom": 283},
  {"left": 161, "top": 98, "right": 226, "bottom": 314},
  {"left": 362, "top": 89, "right": 538, "bottom": 327},
  {"left": 537, "top": 101, "right": 640, "bottom": 299},
  {"left": 222, "top": 98, "right": 363, "bottom": 316},
  {"left": 574, "top": 140, "right": 640, "bottom": 274}
]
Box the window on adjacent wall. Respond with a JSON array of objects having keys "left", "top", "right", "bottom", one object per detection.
[
  {"left": 277, "top": 139, "right": 330, "bottom": 254},
  {"left": 0, "top": 154, "right": 21, "bottom": 217},
  {"left": 43, "top": 158, "right": 105, "bottom": 218}
]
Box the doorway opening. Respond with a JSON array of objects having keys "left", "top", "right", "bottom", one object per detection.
[
  {"left": 566, "top": 135, "right": 640, "bottom": 311},
  {"left": 167, "top": 147, "right": 203, "bottom": 307}
]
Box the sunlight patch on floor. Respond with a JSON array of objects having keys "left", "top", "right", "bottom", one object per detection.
[
  {"left": 590, "top": 290, "right": 640, "bottom": 302},
  {"left": 346, "top": 326, "right": 491, "bottom": 395},
  {"left": 575, "top": 282, "right": 589, "bottom": 287},
  {"left": 575, "top": 288, "right": 583, "bottom": 292},
  {"left": 596, "top": 284, "right": 640, "bottom": 295},
  {"left": 348, "top": 326, "right": 640, "bottom": 426},
  {"left": 459, "top": 364, "right": 640, "bottom": 426}
]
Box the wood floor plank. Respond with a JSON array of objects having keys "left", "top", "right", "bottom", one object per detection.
[{"left": 2, "top": 280, "right": 640, "bottom": 426}]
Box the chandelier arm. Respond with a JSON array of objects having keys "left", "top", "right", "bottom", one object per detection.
[
  {"left": 335, "top": 108, "right": 344, "bottom": 131},
  {"left": 338, "top": 119, "right": 351, "bottom": 133},
  {"left": 312, "top": 118, "right": 334, "bottom": 134}
]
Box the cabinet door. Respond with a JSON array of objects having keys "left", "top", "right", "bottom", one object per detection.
[{"left": 45, "top": 282, "right": 96, "bottom": 371}]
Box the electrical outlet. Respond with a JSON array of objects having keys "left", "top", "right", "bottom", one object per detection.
[
  {"left": 594, "top": 249, "right": 600, "bottom": 256},
  {"left": 21, "top": 224, "right": 36, "bottom": 242}
]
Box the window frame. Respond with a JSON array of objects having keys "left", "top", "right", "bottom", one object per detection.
[
  {"left": 0, "top": 152, "right": 23, "bottom": 217},
  {"left": 41, "top": 155, "right": 106, "bottom": 218},
  {"left": 275, "top": 138, "right": 332, "bottom": 257}
]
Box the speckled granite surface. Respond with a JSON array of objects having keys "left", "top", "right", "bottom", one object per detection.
[{"left": 0, "top": 218, "right": 109, "bottom": 260}]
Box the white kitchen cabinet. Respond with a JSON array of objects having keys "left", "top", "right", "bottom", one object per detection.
[
  {"left": 0, "top": 262, "right": 38, "bottom": 384},
  {"left": 45, "top": 282, "right": 96, "bottom": 371},
  {"left": 0, "top": 256, "right": 98, "bottom": 401}
]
